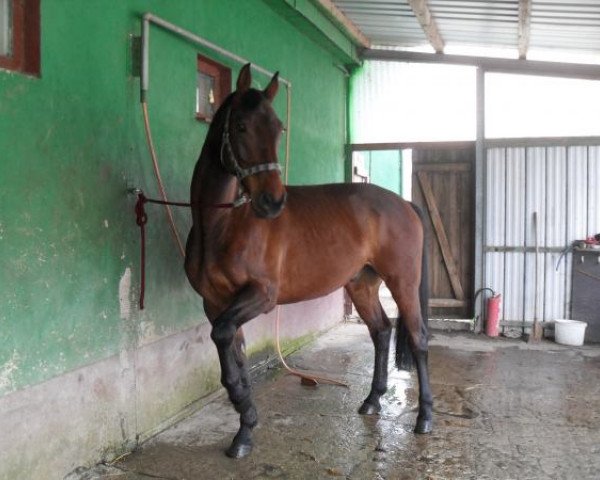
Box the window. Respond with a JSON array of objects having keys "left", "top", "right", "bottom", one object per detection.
[
  {"left": 486, "top": 73, "right": 600, "bottom": 138},
  {"left": 0, "top": 0, "right": 10, "bottom": 57},
  {"left": 350, "top": 61, "right": 476, "bottom": 143},
  {"left": 196, "top": 54, "right": 230, "bottom": 122},
  {"left": 0, "top": 0, "right": 40, "bottom": 75}
]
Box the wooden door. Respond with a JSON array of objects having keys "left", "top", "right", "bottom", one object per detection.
[{"left": 412, "top": 146, "right": 475, "bottom": 318}]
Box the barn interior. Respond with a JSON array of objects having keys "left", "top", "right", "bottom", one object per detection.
[{"left": 1, "top": 1, "right": 599, "bottom": 479}]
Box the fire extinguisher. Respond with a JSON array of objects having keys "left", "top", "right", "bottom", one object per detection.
[{"left": 474, "top": 288, "right": 501, "bottom": 337}]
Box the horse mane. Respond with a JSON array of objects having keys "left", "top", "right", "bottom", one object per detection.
[
  {"left": 195, "top": 94, "right": 234, "bottom": 178},
  {"left": 203, "top": 94, "right": 234, "bottom": 148},
  {"left": 199, "top": 88, "right": 266, "bottom": 170}
]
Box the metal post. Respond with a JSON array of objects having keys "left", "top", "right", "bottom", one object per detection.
[
  {"left": 140, "top": 12, "right": 290, "bottom": 104},
  {"left": 474, "top": 66, "right": 486, "bottom": 329},
  {"left": 141, "top": 14, "right": 150, "bottom": 101},
  {"left": 139, "top": 12, "right": 292, "bottom": 177}
]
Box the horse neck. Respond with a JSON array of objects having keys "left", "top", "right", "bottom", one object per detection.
[
  {"left": 196, "top": 149, "right": 236, "bottom": 197},
  {"left": 191, "top": 139, "right": 240, "bottom": 229},
  {"left": 191, "top": 98, "right": 243, "bottom": 228}
]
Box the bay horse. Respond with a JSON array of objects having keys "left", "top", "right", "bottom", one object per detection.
[{"left": 184, "top": 64, "right": 432, "bottom": 458}]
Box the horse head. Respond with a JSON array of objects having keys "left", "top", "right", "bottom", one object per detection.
[{"left": 219, "top": 64, "right": 287, "bottom": 219}]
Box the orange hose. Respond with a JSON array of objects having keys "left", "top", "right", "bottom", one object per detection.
[
  {"left": 141, "top": 98, "right": 345, "bottom": 386},
  {"left": 274, "top": 306, "right": 348, "bottom": 387},
  {"left": 141, "top": 101, "right": 186, "bottom": 258}
]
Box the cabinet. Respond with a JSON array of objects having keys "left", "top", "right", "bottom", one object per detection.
[{"left": 571, "top": 249, "right": 600, "bottom": 343}]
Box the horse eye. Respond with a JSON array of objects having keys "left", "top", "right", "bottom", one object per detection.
[{"left": 237, "top": 122, "right": 246, "bottom": 133}]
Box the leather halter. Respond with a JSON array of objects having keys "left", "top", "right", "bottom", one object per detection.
[{"left": 220, "top": 107, "right": 282, "bottom": 181}]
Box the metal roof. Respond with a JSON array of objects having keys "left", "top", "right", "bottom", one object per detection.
[
  {"left": 332, "top": 1, "right": 427, "bottom": 48},
  {"left": 330, "top": 0, "right": 600, "bottom": 60}
]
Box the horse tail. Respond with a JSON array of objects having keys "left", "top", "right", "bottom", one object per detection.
[
  {"left": 413, "top": 203, "right": 430, "bottom": 335},
  {"left": 395, "top": 202, "right": 429, "bottom": 371}
]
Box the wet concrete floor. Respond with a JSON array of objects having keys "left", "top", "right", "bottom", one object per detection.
[{"left": 87, "top": 322, "right": 600, "bottom": 480}]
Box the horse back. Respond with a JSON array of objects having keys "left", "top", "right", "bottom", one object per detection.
[{"left": 274, "top": 183, "right": 423, "bottom": 303}]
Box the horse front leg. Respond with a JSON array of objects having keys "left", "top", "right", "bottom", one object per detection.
[{"left": 209, "top": 283, "right": 276, "bottom": 458}]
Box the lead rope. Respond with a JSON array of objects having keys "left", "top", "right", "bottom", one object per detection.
[
  {"left": 142, "top": 101, "right": 185, "bottom": 258},
  {"left": 133, "top": 191, "right": 249, "bottom": 310}
]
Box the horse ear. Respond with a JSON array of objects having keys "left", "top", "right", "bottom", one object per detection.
[
  {"left": 264, "top": 72, "right": 279, "bottom": 101},
  {"left": 236, "top": 63, "right": 252, "bottom": 92}
]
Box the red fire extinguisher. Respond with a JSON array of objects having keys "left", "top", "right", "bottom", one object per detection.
[
  {"left": 485, "top": 293, "right": 501, "bottom": 337},
  {"left": 474, "top": 288, "right": 501, "bottom": 337}
]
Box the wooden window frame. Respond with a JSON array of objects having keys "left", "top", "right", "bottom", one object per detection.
[
  {"left": 196, "top": 54, "right": 231, "bottom": 123},
  {"left": 0, "top": 0, "right": 40, "bottom": 76}
]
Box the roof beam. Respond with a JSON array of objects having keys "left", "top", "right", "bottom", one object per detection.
[
  {"left": 268, "top": 0, "right": 362, "bottom": 64},
  {"left": 518, "top": 0, "right": 532, "bottom": 59},
  {"left": 362, "top": 49, "right": 600, "bottom": 81},
  {"left": 312, "top": 0, "right": 371, "bottom": 48},
  {"left": 407, "top": 0, "right": 444, "bottom": 53}
]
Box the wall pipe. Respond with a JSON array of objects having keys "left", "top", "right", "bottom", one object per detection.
[
  {"left": 138, "top": 12, "right": 294, "bottom": 248},
  {"left": 138, "top": 14, "right": 339, "bottom": 383},
  {"left": 141, "top": 13, "right": 291, "bottom": 96},
  {"left": 140, "top": 12, "right": 292, "bottom": 175},
  {"left": 137, "top": 13, "right": 356, "bottom": 387}
]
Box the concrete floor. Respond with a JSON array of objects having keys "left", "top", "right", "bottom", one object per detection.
[{"left": 79, "top": 322, "right": 600, "bottom": 480}]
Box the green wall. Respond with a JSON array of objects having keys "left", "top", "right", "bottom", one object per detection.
[
  {"left": 364, "top": 150, "right": 402, "bottom": 195},
  {"left": 0, "top": 0, "right": 351, "bottom": 395}
]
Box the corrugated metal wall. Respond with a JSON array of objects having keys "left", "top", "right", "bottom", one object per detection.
[{"left": 484, "top": 143, "right": 600, "bottom": 327}]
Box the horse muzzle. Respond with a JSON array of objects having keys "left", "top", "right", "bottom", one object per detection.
[{"left": 253, "top": 191, "right": 287, "bottom": 219}]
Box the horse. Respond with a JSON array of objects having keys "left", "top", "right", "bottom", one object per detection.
[{"left": 184, "top": 64, "right": 433, "bottom": 458}]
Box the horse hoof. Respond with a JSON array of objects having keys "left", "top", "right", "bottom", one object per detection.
[
  {"left": 358, "top": 402, "right": 381, "bottom": 415},
  {"left": 414, "top": 418, "right": 433, "bottom": 434},
  {"left": 225, "top": 441, "right": 253, "bottom": 459}
]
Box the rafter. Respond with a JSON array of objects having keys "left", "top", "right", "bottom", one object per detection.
[
  {"left": 407, "top": 0, "right": 444, "bottom": 53},
  {"left": 362, "top": 49, "right": 600, "bottom": 81},
  {"left": 313, "top": 0, "right": 371, "bottom": 48},
  {"left": 518, "top": 0, "right": 532, "bottom": 59}
]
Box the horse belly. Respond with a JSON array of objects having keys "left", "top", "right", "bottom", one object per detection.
[{"left": 277, "top": 248, "right": 365, "bottom": 304}]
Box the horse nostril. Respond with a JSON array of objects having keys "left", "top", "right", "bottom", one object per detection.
[
  {"left": 260, "top": 193, "right": 275, "bottom": 207},
  {"left": 258, "top": 192, "right": 286, "bottom": 212}
]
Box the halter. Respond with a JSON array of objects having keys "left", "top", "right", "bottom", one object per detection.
[{"left": 220, "top": 107, "right": 282, "bottom": 181}]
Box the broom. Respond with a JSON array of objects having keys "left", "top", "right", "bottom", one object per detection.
[{"left": 529, "top": 211, "right": 543, "bottom": 343}]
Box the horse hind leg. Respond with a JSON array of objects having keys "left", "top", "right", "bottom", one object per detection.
[
  {"left": 387, "top": 278, "right": 433, "bottom": 434},
  {"left": 345, "top": 267, "right": 391, "bottom": 415}
]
